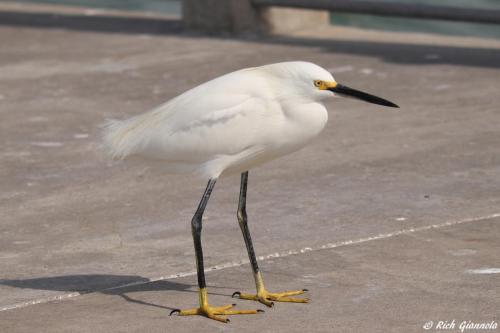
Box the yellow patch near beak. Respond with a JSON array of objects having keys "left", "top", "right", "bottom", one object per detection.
[{"left": 317, "top": 81, "right": 338, "bottom": 90}]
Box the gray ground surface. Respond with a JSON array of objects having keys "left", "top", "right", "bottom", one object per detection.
[
  {"left": 1, "top": 217, "right": 500, "bottom": 333},
  {"left": 0, "top": 5, "right": 499, "bottom": 332}
]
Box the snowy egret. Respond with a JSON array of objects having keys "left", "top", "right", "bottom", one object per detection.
[{"left": 104, "top": 61, "right": 398, "bottom": 322}]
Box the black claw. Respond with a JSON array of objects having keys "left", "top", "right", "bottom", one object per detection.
[
  {"left": 269, "top": 302, "right": 274, "bottom": 308},
  {"left": 257, "top": 309, "right": 265, "bottom": 313},
  {"left": 232, "top": 303, "right": 236, "bottom": 306},
  {"left": 231, "top": 291, "right": 241, "bottom": 298},
  {"left": 226, "top": 319, "right": 230, "bottom": 323},
  {"left": 302, "top": 289, "right": 309, "bottom": 292},
  {"left": 169, "top": 309, "right": 180, "bottom": 316}
]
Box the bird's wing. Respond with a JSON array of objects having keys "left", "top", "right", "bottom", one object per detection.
[
  {"left": 141, "top": 91, "right": 275, "bottom": 162},
  {"left": 104, "top": 69, "right": 281, "bottom": 163}
]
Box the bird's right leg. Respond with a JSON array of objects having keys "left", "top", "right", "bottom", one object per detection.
[
  {"left": 170, "top": 179, "right": 262, "bottom": 323},
  {"left": 232, "top": 171, "right": 309, "bottom": 307}
]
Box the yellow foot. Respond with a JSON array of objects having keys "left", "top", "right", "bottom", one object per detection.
[
  {"left": 169, "top": 303, "right": 263, "bottom": 323},
  {"left": 232, "top": 289, "right": 309, "bottom": 307}
]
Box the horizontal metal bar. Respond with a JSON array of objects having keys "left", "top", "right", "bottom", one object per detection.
[{"left": 252, "top": 0, "right": 500, "bottom": 24}]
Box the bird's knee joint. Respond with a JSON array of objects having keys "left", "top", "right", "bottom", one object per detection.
[
  {"left": 237, "top": 210, "right": 247, "bottom": 224},
  {"left": 191, "top": 215, "right": 202, "bottom": 233}
]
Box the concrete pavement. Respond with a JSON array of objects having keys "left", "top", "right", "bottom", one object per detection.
[
  {"left": 0, "top": 6, "right": 499, "bottom": 332},
  {"left": 1, "top": 217, "right": 499, "bottom": 332}
]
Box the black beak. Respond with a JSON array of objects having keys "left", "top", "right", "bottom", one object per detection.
[{"left": 329, "top": 84, "right": 399, "bottom": 108}]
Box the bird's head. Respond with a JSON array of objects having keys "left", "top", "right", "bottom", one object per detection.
[{"left": 269, "top": 61, "right": 398, "bottom": 108}]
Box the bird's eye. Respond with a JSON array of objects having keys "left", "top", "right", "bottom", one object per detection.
[{"left": 314, "top": 80, "right": 322, "bottom": 87}]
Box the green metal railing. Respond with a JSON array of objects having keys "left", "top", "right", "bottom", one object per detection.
[{"left": 252, "top": 0, "right": 500, "bottom": 24}]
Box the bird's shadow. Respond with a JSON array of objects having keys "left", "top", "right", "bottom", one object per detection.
[{"left": 0, "top": 274, "right": 232, "bottom": 311}]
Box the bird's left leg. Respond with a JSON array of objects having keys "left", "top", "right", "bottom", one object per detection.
[
  {"left": 232, "top": 171, "right": 309, "bottom": 307},
  {"left": 170, "top": 179, "right": 262, "bottom": 322}
]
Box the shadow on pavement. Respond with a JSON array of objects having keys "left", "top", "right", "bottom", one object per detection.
[
  {"left": 0, "top": 10, "right": 181, "bottom": 34},
  {"left": 272, "top": 35, "right": 500, "bottom": 69},
  {"left": 1, "top": 8, "right": 500, "bottom": 70},
  {"left": 1, "top": 274, "right": 241, "bottom": 310},
  {"left": 0, "top": 274, "right": 192, "bottom": 311}
]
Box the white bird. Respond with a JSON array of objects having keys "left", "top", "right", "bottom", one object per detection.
[{"left": 103, "top": 61, "right": 397, "bottom": 323}]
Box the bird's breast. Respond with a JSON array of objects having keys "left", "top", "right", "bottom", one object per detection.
[{"left": 278, "top": 102, "right": 328, "bottom": 149}]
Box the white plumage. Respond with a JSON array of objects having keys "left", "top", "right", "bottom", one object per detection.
[
  {"left": 103, "top": 61, "right": 335, "bottom": 178},
  {"left": 104, "top": 61, "right": 397, "bottom": 179},
  {"left": 102, "top": 61, "right": 398, "bottom": 321}
]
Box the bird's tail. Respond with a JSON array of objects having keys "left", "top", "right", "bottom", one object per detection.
[{"left": 102, "top": 115, "right": 149, "bottom": 160}]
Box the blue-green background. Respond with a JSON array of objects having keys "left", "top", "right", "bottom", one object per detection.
[{"left": 2, "top": 0, "right": 500, "bottom": 38}]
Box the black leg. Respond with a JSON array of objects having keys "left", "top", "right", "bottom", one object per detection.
[
  {"left": 192, "top": 178, "right": 217, "bottom": 289},
  {"left": 170, "top": 178, "right": 262, "bottom": 321},
  {"left": 237, "top": 171, "right": 260, "bottom": 274},
  {"left": 232, "top": 171, "right": 309, "bottom": 306}
]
